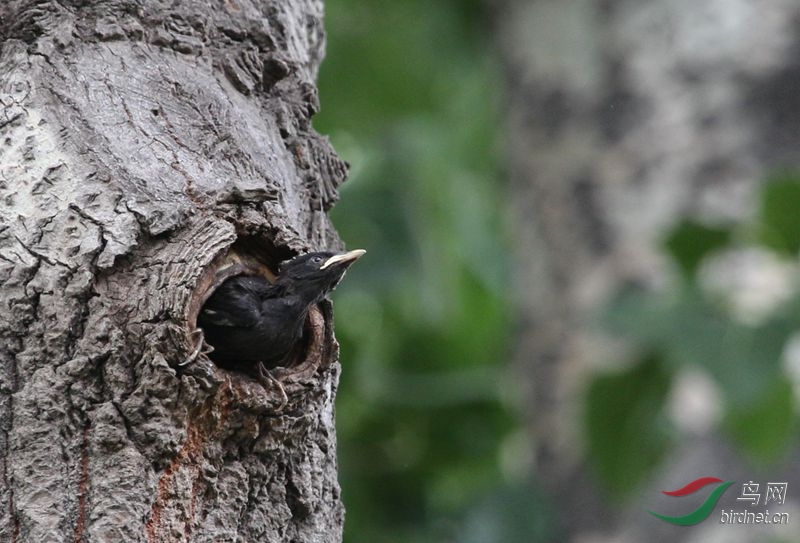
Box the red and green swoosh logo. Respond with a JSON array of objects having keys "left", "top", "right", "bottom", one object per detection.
[{"left": 647, "top": 477, "right": 734, "bottom": 525}]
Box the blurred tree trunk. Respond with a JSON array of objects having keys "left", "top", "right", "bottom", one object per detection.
[
  {"left": 496, "top": 0, "right": 800, "bottom": 540},
  {"left": 0, "top": 1, "right": 348, "bottom": 542}
]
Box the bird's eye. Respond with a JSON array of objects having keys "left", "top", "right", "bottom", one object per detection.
[{"left": 312, "top": 256, "right": 323, "bottom": 264}]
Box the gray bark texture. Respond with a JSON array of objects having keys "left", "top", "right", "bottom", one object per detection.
[
  {"left": 497, "top": 0, "right": 800, "bottom": 541},
  {"left": 0, "top": 1, "right": 348, "bottom": 542}
]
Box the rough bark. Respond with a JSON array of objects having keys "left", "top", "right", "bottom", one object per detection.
[
  {"left": 0, "top": 1, "right": 348, "bottom": 542},
  {"left": 497, "top": 0, "right": 800, "bottom": 540}
]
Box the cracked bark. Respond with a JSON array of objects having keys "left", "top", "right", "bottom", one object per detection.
[{"left": 0, "top": 1, "right": 347, "bottom": 542}]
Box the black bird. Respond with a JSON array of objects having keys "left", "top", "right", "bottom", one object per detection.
[{"left": 197, "top": 249, "right": 365, "bottom": 377}]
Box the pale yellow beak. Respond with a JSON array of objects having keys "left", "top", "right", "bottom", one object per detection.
[{"left": 320, "top": 249, "right": 366, "bottom": 270}]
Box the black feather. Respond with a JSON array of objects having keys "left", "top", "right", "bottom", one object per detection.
[{"left": 198, "top": 250, "right": 363, "bottom": 372}]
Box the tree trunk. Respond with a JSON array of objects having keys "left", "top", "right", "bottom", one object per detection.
[
  {"left": 0, "top": 1, "right": 348, "bottom": 541},
  {"left": 497, "top": 0, "right": 800, "bottom": 540}
]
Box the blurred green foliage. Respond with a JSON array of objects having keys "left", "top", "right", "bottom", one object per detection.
[
  {"left": 758, "top": 173, "right": 800, "bottom": 255},
  {"left": 316, "top": 1, "right": 528, "bottom": 541},
  {"left": 586, "top": 354, "right": 672, "bottom": 498},
  {"left": 589, "top": 176, "right": 800, "bottom": 497},
  {"left": 317, "top": 0, "right": 800, "bottom": 535},
  {"left": 664, "top": 221, "right": 731, "bottom": 279}
]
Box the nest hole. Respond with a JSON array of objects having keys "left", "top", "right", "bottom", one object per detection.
[{"left": 187, "top": 236, "right": 324, "bottom": 379}]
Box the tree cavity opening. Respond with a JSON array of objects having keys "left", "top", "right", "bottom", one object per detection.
[{"left": 187, "top": 236, "right": 325, "bottom": 380}]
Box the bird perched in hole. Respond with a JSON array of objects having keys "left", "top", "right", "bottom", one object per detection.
[{"left": 197, "top": 249, "right": 365, "bottom": 381}]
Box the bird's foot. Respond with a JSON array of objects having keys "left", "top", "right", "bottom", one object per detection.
[
  {"left": 179, "top": 328, "right": 213, "bottom": 367},
  {"left": 258, "top": 362, "right": 288, "bottom": 412}
]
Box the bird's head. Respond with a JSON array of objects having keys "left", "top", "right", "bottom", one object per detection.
[{"left": 277, "top": 249, "right": 366, "bottom": 301}]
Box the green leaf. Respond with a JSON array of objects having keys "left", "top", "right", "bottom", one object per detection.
[
  {"left": 725, "top": 376, "right": 796, "bottom": 465},
  {"left": 758, "top": 173, "right": 800, "bottom": 255},
  {"left": 602, "top": 288, "right": 789, "bottom": 408},
  {"left": 663, "top": 220, "right": 732, "bottom": 279},
  {"left": 585, "top": 354, "right": 672, "bottom": 498},
  {"left": 459, "top": 483, "right": 555, "bottom": 543}
]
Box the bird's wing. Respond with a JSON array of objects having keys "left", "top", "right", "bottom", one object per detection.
[{"left": 199, "top": 276, "right": 273, "bottom": 328}]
